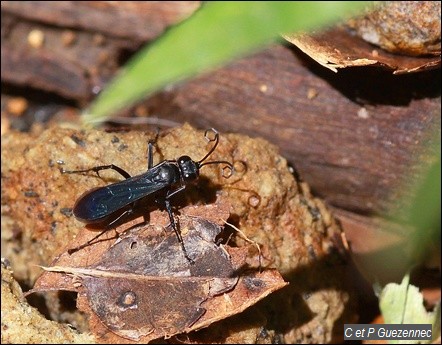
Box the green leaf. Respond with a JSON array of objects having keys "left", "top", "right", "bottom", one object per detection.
[
  {"left": 379, "top": 274, "right": 441, "bottom": 344},
  {"left": 83, "top": 1, "right": 367, "bottom": 124},
  {"left": 408, "top": 153, "right": 441, "bottom": 261}
]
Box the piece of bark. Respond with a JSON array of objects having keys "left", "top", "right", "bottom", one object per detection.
[
  {"left": 1, "top": 12, "right": 134, "bottom": 101},
  {"left": 1, "top": 1, "right": 199, "bottom": 102},
  {"left": 2, "top": 124, "right": 356, "bottom": 343},
  {"left": 144, "top": 43, "right": 440, "bottom": 216},
  {"left": 1, "top": 1, "right": 200, "bottom": 42}
]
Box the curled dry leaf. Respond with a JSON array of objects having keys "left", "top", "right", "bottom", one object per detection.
[
  {"left": 284, "top": 2, "right": 440, "bottom": 74},
  {"left": 28, "top": 203, "right": 287, "bottom": 343}
]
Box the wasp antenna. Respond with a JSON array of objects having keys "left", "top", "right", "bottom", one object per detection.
[
  {"left": 198, "top": 128, "right": 220, "bottom": 164},
  {"left": 199, "top": 160, "right": 233, "bottom": 168},
  {"left": 199, "top": 160, "right": 234, "bottom": 178}
]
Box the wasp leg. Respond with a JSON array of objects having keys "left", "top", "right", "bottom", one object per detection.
[
  {"left": 147, "top": 141, "right": 154, "bottom": 170},
  {"left": 164, "top": 198, "right": 194, "bottom": 264},
  {"left": 67, "top": 208, "right": 135, "bottom": 255},
  {"left": 147, "top": 129, "right": 159, "bottom": 170},
  {"left": 62, "top": 164, "right": 131, "bottom": 179}
]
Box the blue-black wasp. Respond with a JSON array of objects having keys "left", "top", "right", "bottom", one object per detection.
[{"left": 62, "top": 129, "right": 233, "bottom": 262}]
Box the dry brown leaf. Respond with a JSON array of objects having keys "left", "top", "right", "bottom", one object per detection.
[
  {"left": 284, "top": 2, "right": 440, "bottom": 73},
  {"left": 28, "top": 205, "right": 286, "bottom": 343},
  {"left": 284, "top": 27, "right": 440, "bottom": 74}
]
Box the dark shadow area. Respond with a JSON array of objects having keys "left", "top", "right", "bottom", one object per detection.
[
  {"left": 22, "top": 287, "right": 52, "bottom": 320},
  {"left": 286, "top": 43, "right": 441, "bottom": 106},
  {"left": 57, "top": 290, "right": 78, "bottom": 313}
]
